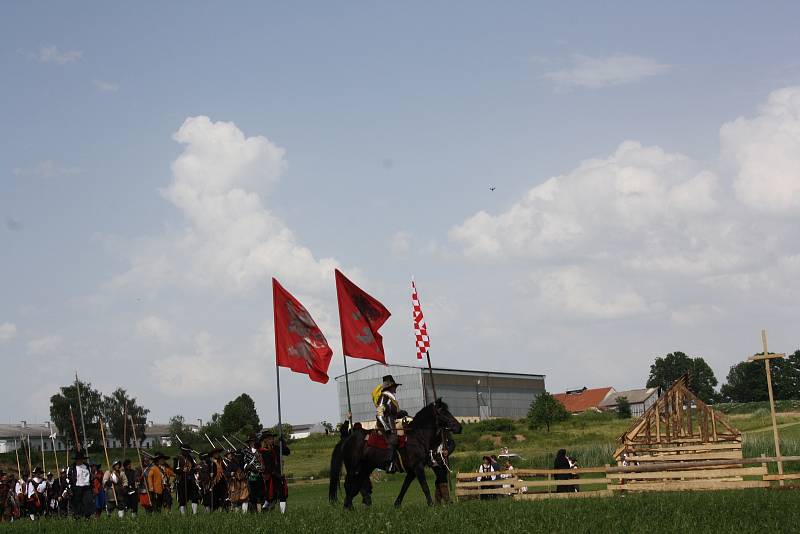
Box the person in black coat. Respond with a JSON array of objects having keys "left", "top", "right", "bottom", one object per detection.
[{"left": 553, "top": 449, "right": 576, "bottom": 493}]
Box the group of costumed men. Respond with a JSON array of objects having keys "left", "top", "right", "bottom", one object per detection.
[{"left": 0, "top": 429, "right": 289, "bottom": 521}]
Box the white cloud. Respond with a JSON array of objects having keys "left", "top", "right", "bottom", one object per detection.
[
  {"left": 109, "top": 116, "right": 339, "bottom": 294},
  {"left": 12, "top": 160, "right": 81, "bottom": 178},
  {"left": 93, "top": 80, "right": 119, "bottom": 92},
  {"left": 544, "top": 54, "right": 669, "bottom": 90},
  {"left": 27, "top": 335, "right": 62, "bottom": 355},
  {"left": 136, "top": 316, "right": 173, "bottom": 344},
  {"left": 722, "top": 86, "right": 800, "bottom": 213},
  {"left": 36, "top": 46, "right": 82, "bottom": 65},
  {"left": 535, "top": 267, "right": 648, "bottom": 320},
  {"left": 0, "top": 323, "right": 17, "bottom": 343},
  {"left": 451, "top": 87, "right": 800, "bottom": 322},
  {"left": 151, "top": 332, "right": 264, "bottom": 396},
  {"left": 391, "top": 231, "right": 411, "bottom": 255}
]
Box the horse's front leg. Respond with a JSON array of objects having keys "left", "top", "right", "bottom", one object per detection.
[
  {"left": 415, "top": 466, "right": 434, "bottom": 506},
  {"left": 343, "top": 471, "right": 358, "bottom": 510},
  {"left": 393, "top": 471, "right": 416, "bottom": 508}
]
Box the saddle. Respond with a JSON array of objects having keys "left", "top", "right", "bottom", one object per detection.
[{"left": 366, "top": 430, "right": 407, "bottom": 450}]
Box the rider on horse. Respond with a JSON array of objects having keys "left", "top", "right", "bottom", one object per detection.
[{"left": 375, "top": 375, "right": 408, "bottom": 473}]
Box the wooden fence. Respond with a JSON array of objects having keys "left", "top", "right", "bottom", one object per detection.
[{"left": 455, "top": 455, "right": 800, "bottom": 501}]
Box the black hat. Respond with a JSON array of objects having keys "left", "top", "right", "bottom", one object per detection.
[
  {"left": 153, "top": 452, "right": 170, "bottom": 461},
  {"left": 246, "top": 433, "right": 258, "bottom": 443},
  {"left": 32, "top": 467, "right": 44, "bottom": 475},
  {"left": 381, "top": 375, "right": 401, "bottom": 389},
  {"left": 260, "top": 430, "right": 277, "bottom": 439},
  {"left": 73, "top": 450, "right": 88, "bottom": 461},
  {"left": 208, "top": 447, "right": 223, "bottom": 455}
]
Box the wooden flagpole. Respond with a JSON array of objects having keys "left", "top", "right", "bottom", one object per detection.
[{"left": 341, "top": 354, "right": 353, "bottom": 426}]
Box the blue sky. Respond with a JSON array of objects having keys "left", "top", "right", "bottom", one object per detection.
[{"left": 3, "top": 2, "right": 800, "bottom": 427}]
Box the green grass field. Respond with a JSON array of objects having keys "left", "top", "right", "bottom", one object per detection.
[{"left": 4, "top": 487, "right": 800, "bottom": 533}]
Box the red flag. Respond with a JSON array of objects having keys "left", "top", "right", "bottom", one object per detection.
[
  {"left": 335, "top": 269, "right": 391, "bottom": 363},
  {"left": 273, "top": 278, "right": 333, "bottom": 384}
]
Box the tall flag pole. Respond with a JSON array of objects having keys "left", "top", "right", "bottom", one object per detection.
[
  {"left": 335, "top": 269, "right": 392, "bottom": 425},
  {"left": 412, "top": 277, "right": 438, "bottom": 401}
]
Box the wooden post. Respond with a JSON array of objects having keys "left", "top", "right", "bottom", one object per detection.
[{"left": 748, "top": 329, "right": 785, "bottom": 486}]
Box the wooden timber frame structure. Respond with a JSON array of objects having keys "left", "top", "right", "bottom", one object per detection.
[{"left": 612, "top": 374, "right": 749, "bottom": 490}]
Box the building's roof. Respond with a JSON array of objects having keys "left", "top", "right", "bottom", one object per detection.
[
  {"left": 0, "top": 423, "right": 58, "bottom": 440},
  {"left": 334, "top": 362, "right": 545, "bottom": 381},
  {"left": 600, "top": 388, "right": 659, "bottom": 408},
  {"left": 290, "top": 422, "right": 326, "bottom": 434},
  {"left": 553, "top": 387, "right": 615, "bottom": 413}
]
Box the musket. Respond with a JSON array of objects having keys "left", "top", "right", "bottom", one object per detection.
[
  {"left": 230, "top": 434, "right": 248, "bottom": 448},
  {"left": 204, "top": 434, "right": 228, "bottom": 466},
  {"left": 222, "top": 435, "right": 237, "bottom": 451},
  {"left": 51, "top": 434, "right": 60, "bottom": 474}
]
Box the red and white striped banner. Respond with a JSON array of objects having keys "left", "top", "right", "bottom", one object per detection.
[{"left": 412, "top": 278, "right": 430, "bottom": 360}]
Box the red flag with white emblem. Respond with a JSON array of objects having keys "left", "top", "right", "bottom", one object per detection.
[
  {"left": 335, "top": 269, "right": 391, "bottom": 363},
  {"left": 412, "top": 278, "right": 430, "bottom": 360},
  {"left": 273, "top": 278, "right": 333, "bottom": 384}
]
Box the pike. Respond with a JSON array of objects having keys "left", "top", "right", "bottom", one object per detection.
[
  {"left": 14, "top": 438, "right": 21, "bottom": 480},
  {"left": 25, "top": 435, "right": 33, "bottom": 478},
  {"left": 50, "top": 433, "right": 60, "bottom": 475},
  {"left": 75, "top": 373, "right": 87, "bottom": 452},
  {"left": 40, "top": 432, "right": 46, "bottom": 474},
  {"left": 129, "top": 415, "right": 152, "bottom": 505},
  {"left": 98, "top": 417, "right": 118, "bottom": 505},
  {"left": 69, "top": 405, "right": 81, "bottom": 452},
  {"left": 122, "top": 400, "right": 128, "bottom": 461}
]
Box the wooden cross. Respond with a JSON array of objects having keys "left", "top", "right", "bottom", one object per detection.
[{"left": 747, "top": 329, "right": 785, "bottom": 484}]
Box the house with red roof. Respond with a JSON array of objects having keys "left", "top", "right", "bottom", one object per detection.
[{"left": 553, "top": 386, "right": 615, "bottom": 414}]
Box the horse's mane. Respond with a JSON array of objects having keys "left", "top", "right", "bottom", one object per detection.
[{"left": 410, "top": 399, "right": 449, "bottom": 428}]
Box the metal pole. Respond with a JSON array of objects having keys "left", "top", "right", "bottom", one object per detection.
[
  {"left": 275, "top": 363, "right": 284, "bottom": 477},
  {"left": 75, "top": 373, "right": 87, "bottom": 451},
  {"left": 342, "top": 354, "right": 353, "bottom": 426}
]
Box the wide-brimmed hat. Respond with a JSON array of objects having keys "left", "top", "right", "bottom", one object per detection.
[
  {"left": 73, "top": 450, "right": 88, "bottom": 460},
  {"left": 208, "top": 447, "right": 223, "bottom": 455},
  {"left": 381, "top": 374, "right": 401, "bottom": 389},
  {"left": 260, "top": 430, "right": 277, "bottom": 439},
  {"left": 153, "top": 452, "right": 170, "bottom": 461},
  {"left": 246, "top": 433, "right": 259, "bottom": 443},
  {"left": 32, "top": 467, "right": 44, "bottom": 475}
]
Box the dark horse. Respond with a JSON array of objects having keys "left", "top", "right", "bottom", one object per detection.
[{"left": 329, "top": 399, "right": 462, "bottom": 509}]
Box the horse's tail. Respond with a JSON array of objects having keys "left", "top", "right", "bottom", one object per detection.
[{"left": 329, "top": 439, "right": 344, "bottom": 502}]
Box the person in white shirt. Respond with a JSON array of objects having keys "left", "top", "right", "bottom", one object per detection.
[
  {"left": 67, "top": 451, "right": 93, "bottom": 518},
  {"left": 25, "top": 467, "right": 47, "bottom": 520}
]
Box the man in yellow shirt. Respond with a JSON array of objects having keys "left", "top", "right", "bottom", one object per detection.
[{"left": 145, "top": 453, "right": 170, "bottom": 513}]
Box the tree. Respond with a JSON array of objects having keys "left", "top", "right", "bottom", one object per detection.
[
  {"left": 101, "top": 388, "right": 149, "bottom": 446},
  {"left": 616, "top": 396, "right": 632, "bottom": 419},
  {"left": 49, "top": 379, "right": 103, "bottom": 449},
  {"left": 218, "top": 393, "right": 261, "bottom": 437},
  {"left": 721, "top": 350, "right": 800, "bottom": 402},
  {"left": 646, "top": 351, "right": 719, "bottom": 403},
  {"left": 527, "top": 392, "right": 569, "bottom": 432},
  {"left": 169, "top": 415, "right": 186, "bottom": 437}
]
